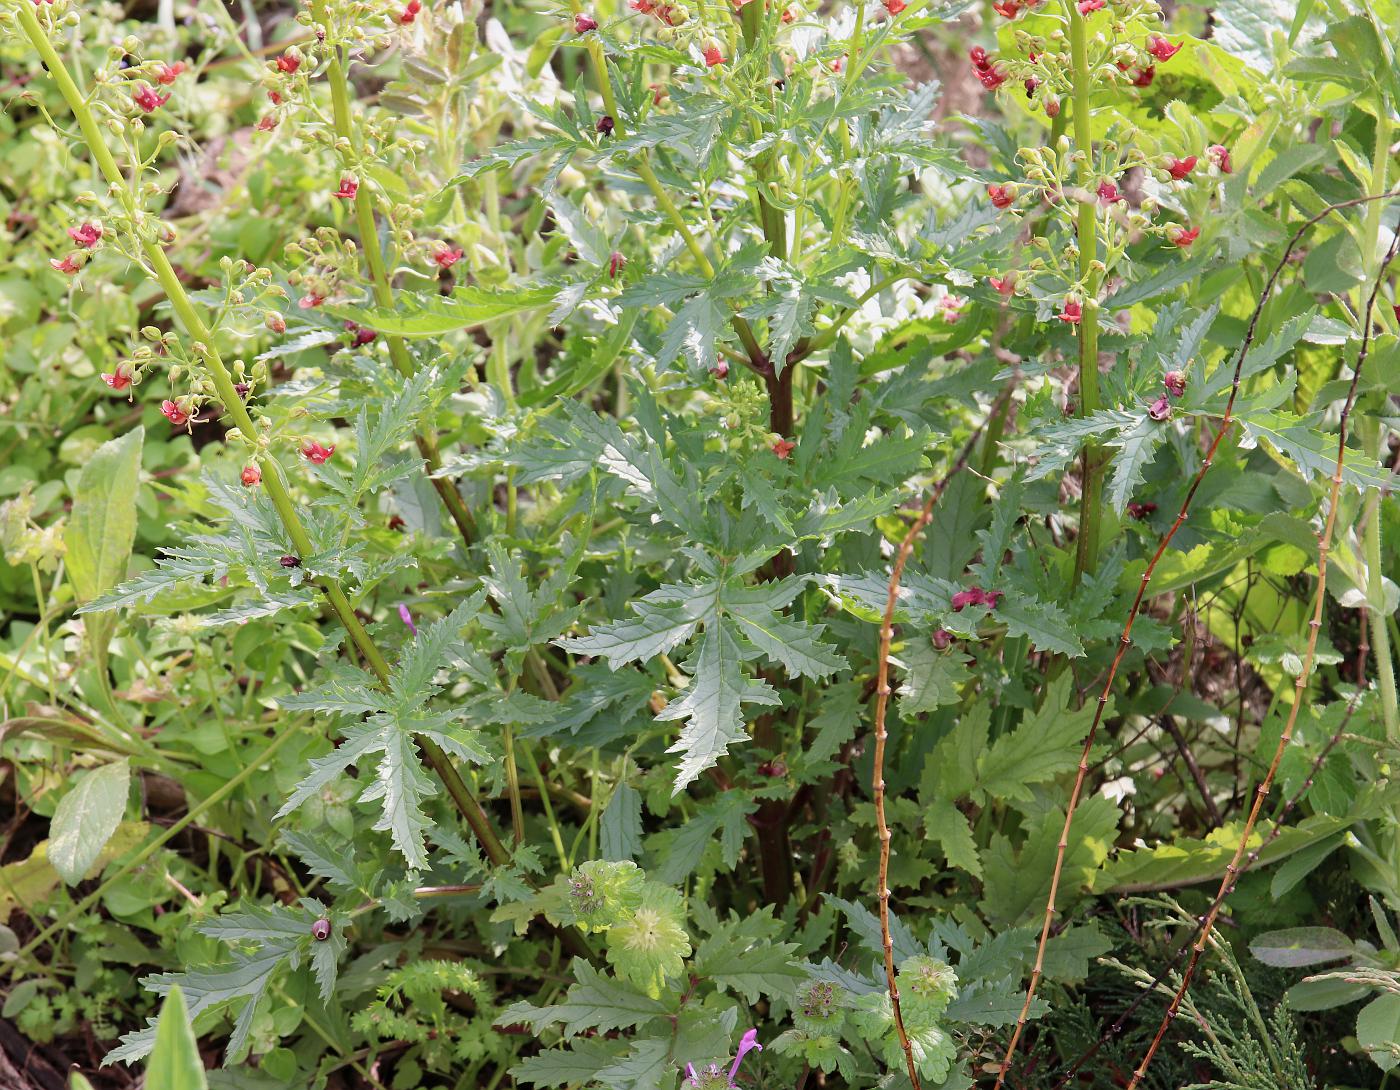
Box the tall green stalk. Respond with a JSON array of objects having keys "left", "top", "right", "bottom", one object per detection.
[
  {"left": 15, "top": 2, "right": 507, "bottom": 868},
  {"left": 312, "top": 2, "right": 478, "bottom": 546},
  {"left": 1360, "top": 111, "right": 1398, "bottom": 744},
  {"left": 1067, "top": 0, "right": 1104, "bottom": 584}
]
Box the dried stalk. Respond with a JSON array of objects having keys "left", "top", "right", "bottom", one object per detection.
[
  {"left": 995, "top": 190, "right": 1400, "bottom": 1089},
  {"left": 872, "top": 397, "right": 1008, "bottom": 1090},
  {"left": 1124, "top": 224, "right": 1400, "bottom": 1089}
]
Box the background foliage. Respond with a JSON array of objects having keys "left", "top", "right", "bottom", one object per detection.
[{"left": 1, "top": 0, "right": 1398, "bottom": 1087}]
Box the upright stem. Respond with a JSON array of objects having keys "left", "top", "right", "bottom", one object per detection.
[
  {"left": 314, "top": 11, "right": 477, "bottom": 546},
  {"left": 16, "top": 2, "right": 506, "bottom": 868},
  {"left": 1067, "top": 0, "right": 1104, "bottom": 584},
  {"left": 1359, "top": 111, "right": 1397, "bottom": 742}
]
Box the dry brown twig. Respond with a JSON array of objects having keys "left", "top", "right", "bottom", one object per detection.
[
  {"left": 1122, "top": 220, "right": 1400, "bottom": 1089},
  {"left": 872, "top": 391, "right": 1012, "bottom": 1090},
  {"left": 995, "top": 189, "right": 1400, "bottom": 1090}
]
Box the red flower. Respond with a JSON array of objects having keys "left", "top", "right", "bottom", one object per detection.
[
  {"left": 133, "top": 85, "right": 171, "bottom": 113},
  {"left": 1168, "top": 225, "right": 1200, "bottom": 248},
  {"left": 1132, "top": 65, "right": 1155, "bottom": 87},
  {"left": 399, "top": 0, "right": 423, "bottom": 23},
  {"left": 771, "top": 438, "right": 796, "bottom": 459},
  {"left": 301, "top": 440, "right": 335, "bottom": 464},
  {"left": 161, "top": 399, "right": 190, "bottom": 427},
  {"left": 702, "top": 41, "right": 724, "bottom": 67},
  {"left": 993, "top": 0, "right": 1019, "bottom": 16},
  {"left": 977, "top": 66, "right": 1007, "bottom": 90},
  {"left": 987, "top": 183, "right": 1014, "bottom": 209},
  {"left": 711, "top": 361, "right": 729, "bottom": 380},
  {"left": 156, "top": 62, "right": 186, "bottom": 85},
  {"left": 1148, "top": 396, "right": 1171, "bottom": 421},
  {"left": 885, "top": 0, "right": 906, "bottom": 12},
  {"left": 969, "top": 46, "right": 990, "bottom": 70},
  {"left": 1096, "top": 180, "right": 1122, "bottom": 204},
  {"left": 1166, "top": 155, "right": 1197, "bottom": 180},
  {"left": 268, "top": 89, "right": 284, "bottom": 105},
  {"left": 1207, "top": 144, "right": 1232, "bottom": 173},
  {"left": 1393, "top": 303, "right": 1400, "bottom": 325},
  {"left": 266, "top": 312, "right": 287, "bottom": 334},
  {"left": 1127, "top": 502, "right": 1157, "bottom": 520},
  {"left": 50, "top": 254, "right": 81, "bottom": 274},
  {"left": 432, "top": 245, "right": 464, "bottom": 270},
  {"left": 574, "top": 12, "right": 598, "bottom": 31},
  {"left": 1077, "top": 0, "right": 1104, "bottom": 11},
  {"left": 241, "top": 464, "right": 262, "bottom": 487},
  {"left": 67, "top": 222, "right": 102, "bottom": 248},
  {"left": 608, "top": 251, "right": 627, "bottom": 279},
  {"left": 1146, "top": 35, "right": 1181, "bottom": 61},
  {"left": 333, "top": 177, "right": 359, "bottom": 200},
  {"left": 256, "top": 115, "right": 278, "bottom": 132},
  {"left": 101, "top": 364, "right": 132, "bottom": 391},
  {"left": 650, "top": 82, "right": 668, "bottom": 105},
  {"left": 931, "top": 628, "right": 952, "bottom": 650},
  {"left": 275, "top": 53, "right": 301, "bottom": 74},
  {"left": 1045, "top": 97, "right": 1061, "bottom": 117},
  {"left": 1163, "top": 370, "right": 1187, "bottom": 397},
  {"left": 344, "top": 321, "right": 377, "bottom": 346},
  {"left": 1058, "top": 299, "right": 1083, "bottom": 325},
  {"left": 940, "top": 295, "right": 966, "bottom": 322},
  {"left": 595, "top": 114, "right": 615, "bottom": 135},
  {"left": 298, "top": 290, "right": 325, "bottom": 309},
  {"left": 989, "top": 274, "right": 1017, "bottom": 296}
]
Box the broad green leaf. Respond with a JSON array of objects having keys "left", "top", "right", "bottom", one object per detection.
[
  {"left": 66, "top": 427, "right": 142, "bottom": 604},
  {"left": 504, "top": 959, "right": 671, "bottom": 1035},
  {"left": 144, "top": 986, "right": 208, "bottom": 1090},
  {"left": 49, "top": 759, "right": 131, "bottom": 885},
  {"left": 924, "top": 797, "right": 981, "bottom": 878},
  {"left": 1249, "top": 927, "right": 1355, "bottom": 968},
  {"left": 1357, "top": 994, "right": 1400, "bottom": 1071}
]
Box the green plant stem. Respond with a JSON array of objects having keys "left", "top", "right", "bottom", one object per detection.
[
  {"left": 315, "top": 12, "right": 477, "bottom": 546},
  {"left": 1359, "top": 111, "right": 1398, "bottom": 744},
  {"left": 580, "top": 33, "right": 768, "bottom": 371},
  {"left": 1066, "top": 0, "right": 1104, "bottom": 585},
  {"left": 16, "top": 2, "right": 508, "bottom": 869}
]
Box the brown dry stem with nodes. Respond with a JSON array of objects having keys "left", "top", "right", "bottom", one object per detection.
[{"left": 871, "top": 394, "right": 1010, "bottom": 1090}]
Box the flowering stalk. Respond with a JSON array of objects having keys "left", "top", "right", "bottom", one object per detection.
[
  {"left": 309, "top": 0, "right": 477, "bottom": 545},
  {"left": 993, "top": 189, "right": 1400, "bottom": 1090},
  {"left": 11, "top": 0, "right": 507, "bottom": 869},
  {"left": 1125, "top": 224, "right": 1400, "bottom": 1090},
  {"left": 1066, "top": 0, "right": 1104, "bottom": 584}
]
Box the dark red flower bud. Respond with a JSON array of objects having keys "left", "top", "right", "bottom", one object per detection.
[
  {"left": 280, "top": 554, "right": 301, "bottom": 568},
  {"left": 574, "top": 12, "right": 598, "bottom": 31},
  {"left": 1127, "top": 502, "right": 1157, "bottom": 520},
  {"left": 1132, "top": 65, "right": 1155, "bottom": 87},
  {"left": 596, "top": 114, "right": 615, "bottom": 135},
  {"left": 1148, "top": 395, "right": 1171, "bottom": 421},
  {"left": 241, "top": 465, "right": 262, "bottom": 487},
  {"left": 1164, "top": 370, "right": 1186, "bottom": 398},
  {"left": 608, "top": 251, "right": 626, "bottom": 279},
  {"left": 311, "top": 917, "right": 331, "bottom": 940},
  {"left": 932, "top": 629, "right": 952, "bottom": 650}
]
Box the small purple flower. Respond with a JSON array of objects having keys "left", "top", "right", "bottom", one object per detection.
[
  {"left": 1148, "top": 395, "right": 1171, "bottom": 422},
  {"left": 685, "top": 1030, "right": 762, "bottom": 1088},
  {"left": 398, "top": 603, "right": 417, "bottom": 635}
]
